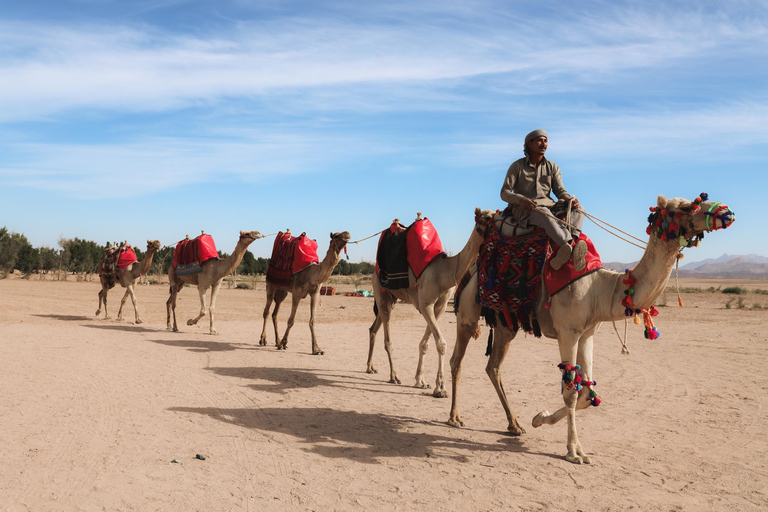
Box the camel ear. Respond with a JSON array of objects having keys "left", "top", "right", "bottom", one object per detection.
[
  {"left": 657, "top": 195, "right": 667, "bottom": 209},
  {"left": 474, "top": 207, "right": 481, "bottom": 218},
  {"left": 330, "top": 232, "right": 333, "bottom": 239}
]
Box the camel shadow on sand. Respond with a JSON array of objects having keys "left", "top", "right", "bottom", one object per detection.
[
  {"left": 32, "top": 313, "right": 93, "bottom": 322},
  {"left": 148, "top": 338, "right": 260, "bottom": 353},
  {"left": 168, "top": 404, "right": 530, "bottom": 463},
  {"left": 81, "top": 323, "right": 159, "bottom": 333},
  {"left": 208, "top": 366, "right": 417, "bottom": 396}
]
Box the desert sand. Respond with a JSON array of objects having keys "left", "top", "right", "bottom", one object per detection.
[{"left": 0, "top": 276, "right": 766, "bottom": 511}]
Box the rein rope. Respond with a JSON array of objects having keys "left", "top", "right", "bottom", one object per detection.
[{"left": 348, "top": 229, "right": 386, "bottom": 245}]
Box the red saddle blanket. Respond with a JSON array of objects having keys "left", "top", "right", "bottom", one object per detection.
[
  {"left": 544, "top": 234, "right": 603, "bottom": 296},
  {"left": 117, "top": 247, "right": 138, "bottom": 270},
  {"left": 172, "top": 234, "right": 219, "bottom": 269},
  {"left": 375, "top": 217, "right": 446, "bottom": 289},
  {"left": 406, "top": 218, "right": 445, "bottom": 278},
  {"left": 98, "top": 244, "right": 137, "bottom": 275},
  {"left": 266, "top": 232, "right": 319, "bottom": 287}
]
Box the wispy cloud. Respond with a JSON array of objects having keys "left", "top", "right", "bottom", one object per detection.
[{"left": 1, "top": 3, "right": 766, "bottom": 121}]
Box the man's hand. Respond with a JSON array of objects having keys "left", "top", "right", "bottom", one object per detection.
[
  {"left": 570, "top": 197, "right": 581, "bottom": 210},
  {"left": 521, "top": 198, "right": 537, "bottom": 211}
]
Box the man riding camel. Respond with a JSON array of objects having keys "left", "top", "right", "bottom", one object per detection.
[{"left": 500, "top": 129, "right": 587, "bottom": 271}]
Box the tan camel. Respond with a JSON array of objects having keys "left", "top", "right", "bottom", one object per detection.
[
  {"left": 258, "top": 231, "right": 351, "bottom": 355},
  {"left": 166, "top": 231, "right": 262, "bottom": 335},
  {"left": 95, "top": 240, "right": 161, "bottom": 323},
  {"left": 367, "top": 208, "right": 495, "bottom": 398},
  {"left": 449, "top": 195, "right": 734, "bottom": 463}
]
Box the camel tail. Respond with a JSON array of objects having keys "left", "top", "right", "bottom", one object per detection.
[
  {"left": 485, "top": 327, "right": 494, "bottom": 356},
  {"left": 373, "top": 301, "right": 378, "bottom": 317}
]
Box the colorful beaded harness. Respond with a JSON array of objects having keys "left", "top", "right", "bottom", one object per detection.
[{"left": 557, "top": 363, "right": 601, "bottom": 407}]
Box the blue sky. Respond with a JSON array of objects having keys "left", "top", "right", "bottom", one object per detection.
[{"left": 1, "top": 0, "right": 766, "bottom": 263}]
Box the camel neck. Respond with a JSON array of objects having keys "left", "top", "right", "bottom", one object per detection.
[
  {"left": 219, "top": 240, "right": 249, "bottom": 276},
  {"left": 138, "top": 249, "right": 156, "bottom": 276},
  {"left": 313, "top": 242, "right": 341, "bottom": 285},
  {"left": 622, "top": 236, "right": 679, "bottom": 309},
  {"left": 450, "top": 227, "right": 484, "bottom": 284}
]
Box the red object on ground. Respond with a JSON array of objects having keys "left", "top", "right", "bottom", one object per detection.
[
  {"left": 116, "top": 247, "right": 138, "bottom": 271},
  {"left": 544, "top": 234, "right": 603, "bottom": 296},
  {"left": 173, "top": 234, "right": 219, "bottom": 268},
  {"left": 320, "top": 286, "right": 336, "bottom": 296},
  {"left": 406, "top": 218, "right": 445, "bottom": 278}
]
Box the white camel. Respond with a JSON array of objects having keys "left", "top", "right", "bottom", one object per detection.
[
  {"left": 449, "top": 195, "right": 734, "bottom": 463},
  {"left": 367, "top": 208, "right": 495, "bottom": 397}
]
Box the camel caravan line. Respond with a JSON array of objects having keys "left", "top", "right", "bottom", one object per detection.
[{"left": 94, "top": 193, "right": 735, "bottom": 463}]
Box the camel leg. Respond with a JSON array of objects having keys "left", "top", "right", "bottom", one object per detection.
[
  {"left": 448, "top": 301, "right": 480, "bottom": 427},
  {"left": 166, "top": 283, "right": 182, "bottom": 332},
  {"left": 366, "top": 313, "right": 382, "bottom": 374},
  {"left": 259, "top": 291, "right": 274, "bottom": 346},
  {"left": 96, "top": 286, "right": 107, "bottom": 318},
  {"left": 540, "top": 331, "right": 591, "bottom": 464},
  {"left": 272, "top": 290, "right": 288, "bottom": 348},
  {"left": 484, "top": 326, "right": 525, "bottom": 435},
  {"left": 414, "top": 326, "right": 432, "bottom": 389},
  {"left": 379, "top": 296, "right": 401, "bottom": 384},
  {"left": 532, "top": 330, "right": 597, "bottom": 427},
  {"left": 419, "top": 302, "right": 448, "bottom": 398},
  {"left": 279, "top": 293, "right": 302, "bottom": 350},
  {"left": 187, "top": 286, "right": 209, "bottom": 327},
  {"left": 207, "top": 281, "right": 222, "bottom": 335},
  {"left": 308, "top": 290, "right": 324, "bottom": 355},
  {"left": 415, "top": 293, "right": 450, "bottom": 389},
  {"left": 116, "top": 288, "right": 129, "bottom": 321}
]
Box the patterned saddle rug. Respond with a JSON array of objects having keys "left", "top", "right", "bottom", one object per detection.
[
  {"left": 476, "top": 222, "right": 549, "bottom": 335},
  {"left": 173, "top": 234, "right": 219, "bottom": 276},
  {"left": 266, "top": 231, "right": 320, "bottom": 287},
  {"left": 375, "top": 217, "right": 446, "bottom": 290},
  {"left": 98, "top": 243, "right": 137, "bottom": 276}
]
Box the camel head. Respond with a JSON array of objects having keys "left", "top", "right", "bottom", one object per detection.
[
  {"left": 238, "top": 230, "right": 263, "bottom": 247},
  {"left": 330, "top": 231, "right": 352, "bottom": 252},
  {"left": 473, "top": 207, "right": 495, "bottom": 236},
  {"left": 146, "top": 240, "right": 161, "bottom": 252},
  {"left": 649, "top": 193, "right": 734, "bottom": 247}
]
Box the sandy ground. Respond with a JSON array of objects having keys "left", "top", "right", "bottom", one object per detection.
[{"left": 1, "top": 276, "right": 766, "bottom": 511}]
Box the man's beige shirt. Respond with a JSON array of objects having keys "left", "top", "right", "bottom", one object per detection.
[{"left": 500, "top": 156, "right": 571, "bottom": 222}]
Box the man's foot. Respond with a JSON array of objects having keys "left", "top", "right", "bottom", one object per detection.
[
  {"left": 550, "top": 243, "right": 572, "bottom": 270},
  {"left": 573, "top": 239, "right": 588, "bottom": 272}
]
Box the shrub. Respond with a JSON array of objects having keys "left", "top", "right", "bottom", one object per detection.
[
  {"left": 235, "top": 282, "right": 252, "bottom": 290},
  {"left": 755, "top": 289, "right": 768, "bottom": 295},
  {"left": 722, "top": 286, "right": 747, "bottom": 295},
  {"left": 752, "top": 303, "right": 762, "bottom": 310}
]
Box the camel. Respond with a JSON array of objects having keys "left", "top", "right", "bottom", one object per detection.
[
  {"left": 166, "top": 231, "right": 262, "bottom": 335},
  {"left": 449, "top": 195, "right": 734, "bottom": 464},
  {"left": 95, "top": 240, "right": 161, "bottom": 323},
  {"left": 367, "top": 208, "right": 495, "bottom": 398},
  {"left": 258, "top": 231, "right": 351, "bottom": 355}
]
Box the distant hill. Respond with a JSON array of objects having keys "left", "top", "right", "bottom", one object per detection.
[{"left": 601, "top": 254, "right": 768, "bottom": 279}]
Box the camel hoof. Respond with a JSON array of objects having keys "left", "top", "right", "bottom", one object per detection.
[
  {"left": 532, "top": 411, "right": 550, "bottom": 428},
  {"left": 187, "top": 319, "right": 195, "bottom": 326},
  {"left": 566, "top": 453, "right": 591, "bottom": 465},
  {"left": 366, "top": 368, "right": 378, "bottom": 374},
  {"left": 432, "top": 389, "right": 449, "bottom": 399},
  {"left": 447, "top": 417, "right": 464, "bottom": 428},
  {"left": 95, "top": 310, "right": 100, "bottom": 316},
  {"left": 135, "top": 319, "right": 142, "bottom": 325},
  {"left": 388, "top": 378, "right": 401, "bottom": 384},
  {"left": 507, "top": 425, "right": 526, "bottom": 436},
  {"left": 258, "top": 339, "right": 267, "bottom": 346},
  {"left": 312, "top": 350, "right": 325, "bottom": 356},
  {"left": 415, "top": 383, "right": 430, "bottom": 390},
  {"left": 172, "top": 327, "right": 179, "bottom": 333},
  {"left": 210, "top": 330, "right": 218, "bottom": 335}
]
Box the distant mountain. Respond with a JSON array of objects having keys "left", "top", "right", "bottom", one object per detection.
[{"left": 601, "top": 254, "right": 768, "bottom": 279}]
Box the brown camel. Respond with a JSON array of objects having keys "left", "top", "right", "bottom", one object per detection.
[
  {"left": 258, "top": 231, "right": 351, "bottom": 355},
  {"left": 95, "top": 240, "right": 161, "bottom": 323},
  {"left": 166, "top": 231, "right": 262, "bottom": 335},
  {"left": 367, "top": 208, "right": 495, "bottom": 397},
  {"left": 449, "top": 195, "right": 734, "bottom": 463}
]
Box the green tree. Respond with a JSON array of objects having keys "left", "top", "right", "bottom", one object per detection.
[
  {"left": 39, "top": 247, "right": 59, "bottom": 273},
  {"left": 15, "top": 240, "right": 40, "bottom": 274},
  {"left": 238, "top": 251, "right": 257, "bottom": 275},
  {"left": 0, "top": 227, "right": 27, "bottom": 277}
]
